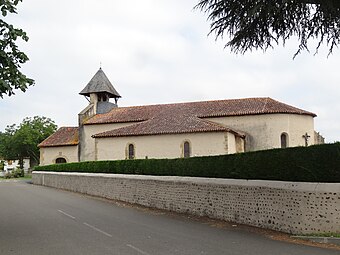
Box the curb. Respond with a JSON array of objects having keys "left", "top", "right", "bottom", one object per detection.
[{"left": 292, "top": 236, "right": 340, "bottom": 246}]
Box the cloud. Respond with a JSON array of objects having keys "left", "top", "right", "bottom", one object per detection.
[{"left": 0, "top": 0, "right": 338, "bottom": 143}]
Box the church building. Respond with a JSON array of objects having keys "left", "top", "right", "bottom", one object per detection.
[{"left": 38, "top": 69, "right": 323, "bottom": 165}]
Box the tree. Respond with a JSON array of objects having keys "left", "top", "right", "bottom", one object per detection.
[
  {"left": 0, "top": 0, "right": 34, "bottom": 98},
  {"left": 0, "top": 116, "right": 57, "bottom": 167},
  {"left": 196, "top": 0, "right": 340, "bottom": 57},
  {"left": 0, "top": 124, "right": 18, "bottom": 160}
]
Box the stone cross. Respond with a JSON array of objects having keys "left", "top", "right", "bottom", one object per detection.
[{"left": 302, "top": 132, "right": 310, "bottom": 147}]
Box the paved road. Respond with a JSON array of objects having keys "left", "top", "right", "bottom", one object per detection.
[{"left": 0, "top": 180, "right": 337, "bottom": 255}]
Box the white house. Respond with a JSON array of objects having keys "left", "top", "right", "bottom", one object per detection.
[{"left": 3, "top": 158, "right": 30, "bottom": 172}]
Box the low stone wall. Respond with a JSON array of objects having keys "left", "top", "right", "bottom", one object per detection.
[{"left": 32, "top": 172, "right": 340, "bottom": 235}]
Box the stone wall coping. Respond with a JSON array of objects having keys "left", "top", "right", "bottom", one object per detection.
[{"left": 32, "top": 171, "right": 340, "bottom": 193}]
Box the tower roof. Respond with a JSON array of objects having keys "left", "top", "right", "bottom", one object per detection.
[{"left": 79, "top": 68, "right": 121, "bottom": 98}]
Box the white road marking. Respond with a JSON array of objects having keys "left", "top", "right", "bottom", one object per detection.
[
  {"left": 126, "top": 244, "right": 151, "bottom": 255},
  {"left": 58, "top": 210, "right": 76, "bottom": 219},
  {"left": 83, "top": 222, "right": 112, "bottom": 237}
]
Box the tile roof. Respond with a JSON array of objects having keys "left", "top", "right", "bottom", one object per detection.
[
  {"left": 91, "top": 97, "right": 313, "bottom": 138},
  {"left": 93, "top": 114, "right": 245, "bottom": 138},
  {"left": 38, "top": 127, "right": 79, "bottom": 148},
  {"left": 85, "top": 97, "right": 316, "bottom": 125}
]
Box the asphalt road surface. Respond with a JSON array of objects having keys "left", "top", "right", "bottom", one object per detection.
[{"left": 0, "top": 180, "right": 337, "bottom": 255}]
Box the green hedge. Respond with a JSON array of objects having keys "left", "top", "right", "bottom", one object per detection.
[{"left": 34, "top": 143, "right": 340, "bottom": 182}]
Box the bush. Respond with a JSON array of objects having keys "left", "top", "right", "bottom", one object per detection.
[
  {"left": 4, "top": 172, "right": 12, "bottom": 179},
  {"left": 12, "top": 168, "right": 24, "bottom": 178},
  {"left": 4, "top": 168, "right": 25, "bottom": 178},
  {"left": 34, "top": 143, "right": 340, "bottom": 183}
]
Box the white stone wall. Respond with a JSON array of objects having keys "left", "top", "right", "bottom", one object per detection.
[
  {"left": 205, "top": 114, "right": 315, "bottom": 151},
  {"left": 81, "top": 123, "right": 134, "bottom": 161},
  {"left": 39, "top": 146, "right": 78, "bottom": 166},
  {"left": 95, "top": 132, "right": 234, "bottom": 160},
  {"left": 79, "top": 113, "right": 314, "bottom": 161},
  {"left": 32, "top": 172, "right": 340, "bottom": 235}
]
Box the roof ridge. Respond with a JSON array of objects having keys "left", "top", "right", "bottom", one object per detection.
[{"left": 108, "top": 97, "right": 271, "bottom": 111}]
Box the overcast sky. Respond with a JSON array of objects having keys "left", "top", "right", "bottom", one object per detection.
[{"left": 0, "top": 0, "right": 339, "bottom": 142}]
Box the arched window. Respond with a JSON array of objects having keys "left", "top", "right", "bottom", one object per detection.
[
  {"left": 55, "top": 157, "right": 67, "bottom": 164},
  {"left": 128, "top": 144, "right": 135, "bottom": 159},
  {"left": 280, "top": 133, "right": 288, "bottom": 148},
  {"left": 183, "top": 141, "right": 191, "bottom": 158}
]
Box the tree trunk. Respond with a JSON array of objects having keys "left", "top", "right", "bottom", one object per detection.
[{"left": 18, "top": 156, "right": 24, "bottom": 169}]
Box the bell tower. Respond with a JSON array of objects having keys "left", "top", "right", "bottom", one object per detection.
[
  {"left": 78, "top": 68, "right": 121, "bottom": 162},
  {"left": 79, "top": 67, "right": 121, "bottom": 115}
]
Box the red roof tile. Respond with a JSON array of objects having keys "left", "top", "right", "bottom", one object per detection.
[
  {"left": 38, "top": 127, "right": 78, "bottom": 148},
  {"left": 89, "top": 97, "right": 315, "bottom": 138},
  {"left": 85, "top": 97, "right": 316, "bottom": 125},
  {"left": 93, "top": 114, "right": 245, "bottom": 138}
]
